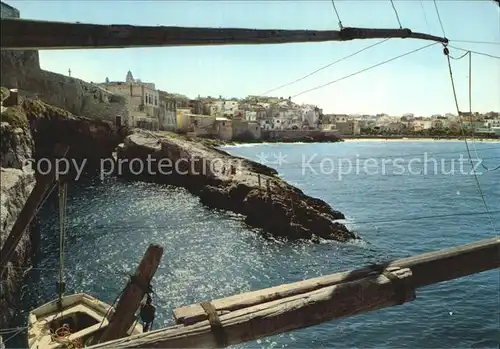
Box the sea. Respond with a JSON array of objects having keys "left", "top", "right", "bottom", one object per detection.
[{"left": 6, "top": 140, "right": 500, "bottom": 348}]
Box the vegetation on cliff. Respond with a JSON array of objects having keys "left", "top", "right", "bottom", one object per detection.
[
  {"left": 1, "top": 96, "right": 74, "bottom": 128},
  {"left": 1, "top": 90, "right": 128, "bottom": 177},
  {"left": 0, "top": 86, "right": 10, "bottom": 101}
]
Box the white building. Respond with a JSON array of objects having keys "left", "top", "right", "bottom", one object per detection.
[
  {"left": 159, "top": 96, "right": 177, "bottom": 130},
  {"left": 410, "top": 120, "right": 433, "bottom": 131},
  {"left": 222, "top": 100, "right": 239, "bottom": 117},
  {"left": 301, "top": 105, "right": 320, "bottom": 128},
  {"left": 486, "top": 119, "right": 500, "bottom": 128},
  {"left": 244, "top": 110, "right": 257, "bottom": 121},
  {"left": 332, "top": 114, "right": 349, "bottom": 123},
  {"left": 100, "top": 70, "right": 160, "bottom": 129}
]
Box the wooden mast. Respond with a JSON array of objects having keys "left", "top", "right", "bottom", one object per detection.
[
  {"left": 99, "top": 244, "right": 164, "bottom": 343},
  {"left": 0, "top": 18, "right": 448, "bottom": 50}
]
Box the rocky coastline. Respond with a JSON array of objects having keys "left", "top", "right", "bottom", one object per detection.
[
  {"left": 0, "top": 95, "right": 355, "bottom": 327},
  {"left": 0, "top": 48, "right": 353, "bottom": 328},
  {"left": 117, "top": 130, "right": 354, "bottom": 242}
]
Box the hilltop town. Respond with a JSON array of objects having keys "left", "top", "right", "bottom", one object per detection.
[{"left": 100, "top": 70, "right": 500, "bottom": 142}]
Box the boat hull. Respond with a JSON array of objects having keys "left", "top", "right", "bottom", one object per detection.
[{"left": 27, "top": 293, "right": 142, "bottom": 349}]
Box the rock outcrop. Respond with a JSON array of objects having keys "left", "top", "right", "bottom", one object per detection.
[
  {"left": 0, "top": 93, "right": 128, "bottom": 327},
  {"left": 0, "top": 168, "right": 35, "bottom": 328},
  {"left": 117, "top": 130, "right": 355, "bottom": 242},
  {"left": 2, "top": 95, "right": 128, "bottom": 174},
  {"left": 0, "top": 101, "right": 36, "bottom": 327}
]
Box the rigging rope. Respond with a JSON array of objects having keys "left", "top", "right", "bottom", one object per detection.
[
  {"left": 450, "top": 39, "right": 500, "bottom": 46},
  {"left": 342, "top": 210, "right": 500, "bottom": 226},
  {"left": 261, "top": 39, "right": 390, "bottom": 96},
  {"left": 330, "top": 0, "right": 344, "bottom": 29},
  {"left": 432, "top": 0, "right": 446, "bottom": 37},
  {"left": 449, "top": 51, "right": 469, "bottom": 60},
  {"left": 96, "top": 285, "right": 127, "bottom": 334},
  {"left": 419, "top": 1, "right": 430, "bottom": 33},
  {"left": 465, "top": 51, "right": 500, "bottom": 172},
  {"left": 84, "top": 209, "right": 500, "bottom": 231},
  {"left": 0, "top": 327, "right": 28, "bottom": 335},
  {"left": 448, "top": 45, "right": 500, "bottom": 60},
  {"left": 50, "top": 324, "right": 83, "bottom": 349},
  {"left": 57, "top": 181, "right": 68, "bottom": 306},
  {"left": 389, "top": 0, "right": 403, "bottom": 29},
  {"left": 291, "top": 42, "right": 438, "bottom": 98},
  {"left": 1, "top": 328, "right": 25, "bottom": 345},
  {"left": 442, "top": 45, "right": 498, "bottom": 233}
]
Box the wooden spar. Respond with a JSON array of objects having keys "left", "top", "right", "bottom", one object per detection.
[
  {"left": 88, "top": 267, "right": 415, "bottom": 349},
  {"left": 98, "top": 244, "right": 164, "bottom": 343},
  {"left": 0, "top": 18, "right": 448, "bottom": 50},
  {"left": 0, "top": 144, "right": 69, "bottom": 274},
  {"left": 87, "top": 238, "right": 499, "bottom": 349},
  {"left": 174, "top": 237, "right": 500, "bottom": 325}
]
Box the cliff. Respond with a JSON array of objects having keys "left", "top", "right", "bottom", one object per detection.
[
  {"left": 117, "top": 130, "right": 355, "bottom": 242},
  {"left": 1, "top": 50, "right": 128, "bottom": 123},
  {"left": 0, "top": 89, "right": 36, "bottom": 327},
  {"left": 0, "top": 91, "right": 127, "bottom": 327},
  {"left": 2, "top": 94, "right": 127, "bottom": 171},
  {"left": 0, "top": 168, "right": 35, "bottom": 328}
]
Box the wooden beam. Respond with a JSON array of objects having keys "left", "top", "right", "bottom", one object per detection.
[
  {"left": 89, "top": 267, "right": 415, "bottom": 349},
  {"left": 0, "top": 18, "right": 448, "bottom": 50},
  {"left": 174, "top": 237, "right": 500, "bottom": 325},
  {"left": 0, "top": 144, "right": 69, "bottom": 274},
  {"left": 98, "top": 244, "right": 164, "bottom": 343},
  {"left": 88, "top": 238, "right": 499, "bottom": 349}
]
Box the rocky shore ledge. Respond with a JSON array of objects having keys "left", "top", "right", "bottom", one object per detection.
[{"left": 117, "top": 130, "right": 355, "bottom": 242}]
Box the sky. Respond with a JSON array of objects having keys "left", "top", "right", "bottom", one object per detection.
[{"left": 6, "top": 0, "right": 500, "bottom": 116}]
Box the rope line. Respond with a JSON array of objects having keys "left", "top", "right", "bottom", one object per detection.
[
  {"left": 261, "top": 39, "right": 390, "bottom": 96},
  {"left": 58, "top": 181, "right": 68, "bottom": 303},
  {"left": 0, "top": 326, "right": 28, "bottom": 335},
  {"left": 449, "top": 51, "right": 469, "bottom": 60},
  {"left": 465, "top": 51, "right": 500, "bottom": 172},
  {"left": 1, "top": 327, "right": 26, "bottom": 345},
  {"left": 433, "top": 0, "right": 446, "bottom": 37},
  {"left": 449, "top": 45, "right": 500, "bottom": 60},
  {"left": 443, "top": 46, "right": 498, "bottom": 233},
  {"left": 450, "top": 39, "right": 500, "bottom": 46},
  {"left": 50, "top": 324, "right": 83, "bottom": 348},
  {"left": 330, "top": 0, "right": 344, "bottom": 29},
  {"left": 419, "top": 1, "right": 430, "bottom": 33},
  {"left": 291, "top": 42, "right": 438, "bottom": 98},
  {"left": 389, "top": 0, "right": 403, "bottom": 29},
  {"left": 96, "top": 286, "right": 127, "bottom": 333},
  {"left": 80, "top": 209, "right": 500, "bottom": 231},
  {"left": 343, "top": 209, "right": 500, "bottom": 226}
]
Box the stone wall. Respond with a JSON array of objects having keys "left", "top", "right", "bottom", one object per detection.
[
  {"left": 232, "top": 120, "right": 261, "bottom": 141},
  {"left": 1, "top": 1, "right": 20, "bottom": 19},
  {"left": 262, "top": 129, "right": 342, "bottom": 142},
  {"left": 1, "top": 50, "right": 128, "bottom": 123}
]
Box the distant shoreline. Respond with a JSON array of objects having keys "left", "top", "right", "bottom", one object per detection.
[
  {"left": 215, "top": 136, "right": 500, "bottom": 147},
  {"left": 342, "top": 136, "right": 500, "bottom": 143}
]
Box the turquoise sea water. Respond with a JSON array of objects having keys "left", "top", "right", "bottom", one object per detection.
[{"left": 7, "top": 140, "right": 500, "bottom": 348}]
